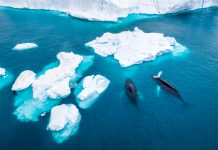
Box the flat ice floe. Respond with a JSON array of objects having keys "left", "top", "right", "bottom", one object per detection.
[
  {"left": 86, "top": 27, "right": 187, "bottom": 67},
  {"left": 0, "top": 67, "right": 13, "bottom": 90},
  {"left": 13, "top": 43, "right": 38, "bottom": 51},
  {"left": 12, "top": 70, "right": 36, "bottom": 91},
  {"left": 13, "top": 52, "right": 94, "bottom": 122},
  {"left": 74, "top": 75, "right": 110, "bottom": 109},
  {"left": 47, "top": 104, "right": 81, "bottom": 143}
]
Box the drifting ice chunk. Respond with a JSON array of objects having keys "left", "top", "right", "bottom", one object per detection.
[
  {"left": 86, "top": 27, "right": 187, "bottom": 67},
  {"left": 13, "top": 52, "right": 94, "bottom": 122},
  {"left": 13, "top": 43, "right": 38, "bottom": 51},
  {"left": 74, "top": 75, "right": 110, "bottom": 109},
  {"left": 0, "top": 67, "right": 6, "bottom": 76},
  {"left": 0, "top": 67, "right": 13, "bottom": 90},
  {"left": 12, "top": 70, "right": 36, "bottom": 91},
  {"left": 47, "top": 104, "right": 81, "bottom": 143}
]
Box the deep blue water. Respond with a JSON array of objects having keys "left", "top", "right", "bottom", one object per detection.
[{"left": 0, "top": 7, "right": 218, "bottom": 150}]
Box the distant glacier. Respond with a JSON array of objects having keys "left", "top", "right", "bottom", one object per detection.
[{"left": 0, "top": 0, "right": 217, "bottom": 21}]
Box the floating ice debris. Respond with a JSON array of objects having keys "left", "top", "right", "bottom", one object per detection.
[
  {"left": 13, "top": 52, "right": 94, "bottom": 122},
  {"left": 74, "top": 75, "right": 110, "bottom": 109},
  {"left": 41, "top": 112, "right": 46, "bottom": 117},
  {"left": 47, "top": 104, "right": 81, "bottom": 143},
  {"left": 86, "top": 27, "right": 187, "bottom": 67},
  {"left": 0, "top": 67, "right": 13, "bottom": 90},
  {"left": 0, "top": 67, "right": 6, "bottom": 76},
  {"left": 13, "top": 43, "right": 38, "bottom": 51},
  {"left": 1, "top": 0, "right": 217, "bottom": 22},
  {"left": 12, "top": 70, "right": 36, "bottom": 91}
]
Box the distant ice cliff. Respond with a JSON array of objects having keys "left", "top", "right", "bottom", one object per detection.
[{"left": 0, "top": 0, "right": 217, "bottom": 21}]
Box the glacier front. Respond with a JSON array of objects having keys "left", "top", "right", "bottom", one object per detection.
[
  {"left": 0, "top": 0, "right": 217, "bottom": 21},
  {"left": 86, "top": 27, "right": 187, "bottom": 67}
]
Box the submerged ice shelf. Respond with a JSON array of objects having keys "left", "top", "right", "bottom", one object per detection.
[
  {"left": 0, "top": 0, "right": 217, "bottom": 22},
  {"left": 47, "top": 104, "right": 81, "bottom": 143},
  {"left": 74, "top": 75, "right": 110, "bottom": 109},
  {"left": 13, "top": 43, "right": 38, "bottom": 51},
  {"left": 13, "top": 52, "right": 94, "bottom": 122},
  {"left": 86, "top": 27, "right": 187, "bottom": 67}
]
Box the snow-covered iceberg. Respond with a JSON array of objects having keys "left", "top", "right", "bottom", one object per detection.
[
  {"left": 13, "top": 43, "right": 38, "bottom": 51},
  {"left": 32, "top": 52, "right": 83, "bottom": 101},
  {"left": 13, "top": 52, "right": 94, "bottom": 122},
  {"left": 0, "top": 67, "right": 13, "bottom": 90},
  {"left": 12, "top": 70, "right": 36, "bottom": 91},
  {"left": 47, "top": 104, "right": 81, "bottom": 143},
  {"left": 0, "top": 0, "right": 217, "bottom": 22},
  {"left": 86, "top": 27, "right": 187, "bottom": 67},
  {"left": 74, "top": 75, "right": 110, "bottom": 109}
]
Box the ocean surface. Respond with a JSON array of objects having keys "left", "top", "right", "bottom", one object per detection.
[{"left": 0, "top": 7, "right": 218, "bottom": 150}]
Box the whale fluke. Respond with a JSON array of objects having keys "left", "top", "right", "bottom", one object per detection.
[{"left": 153, "top": 71, "right": 163, "bottom": 79}]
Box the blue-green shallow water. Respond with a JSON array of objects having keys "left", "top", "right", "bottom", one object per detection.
[{"left": 0, "top": 7, "right": 218, "bottom": 150}]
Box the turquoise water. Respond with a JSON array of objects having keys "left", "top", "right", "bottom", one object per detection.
[{"left": 0, "top": 7, "right": 218, "bottom": 150}]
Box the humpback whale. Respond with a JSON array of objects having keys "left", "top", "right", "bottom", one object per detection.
[
  {"left": 125, "top": 79, "right": 137, "bottom": 104},
  {"left": 153, "top": 71, "right": 180, "bottom": 96}
]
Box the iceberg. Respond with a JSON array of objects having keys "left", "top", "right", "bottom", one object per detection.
[
  {"left": 32, "top": 52, "right": 83, "bottom": 101},
  {"left": 74, "top": 75, "right": 110, "bottom": 109},
  {"left": 13, "top": 43, "right": 38, "bottom": 51},
  {"left": 0, "top": 0, "right": 217, "bottom": 22},
  {"left": 13, "top": 52, "right": 94, "bottom": 122},
  {"left": 47, "top": 104, "right": 81, "bottom": 143},
  {"left": 86, "top": 27, "right": 187, "bottom": 67},
  {"left": 12, "top": 70, "right": 36, "bottom": 91}
]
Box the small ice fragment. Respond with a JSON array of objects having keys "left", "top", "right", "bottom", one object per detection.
[
  {"left": 0, "top": 67, "right": 6, "bottom": 76},
  {"left": 41, "top": 112, "right": 46, "bottom": 117},
  {"left": 13, "top": 43, "right": 38, "bottom": 51}
]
